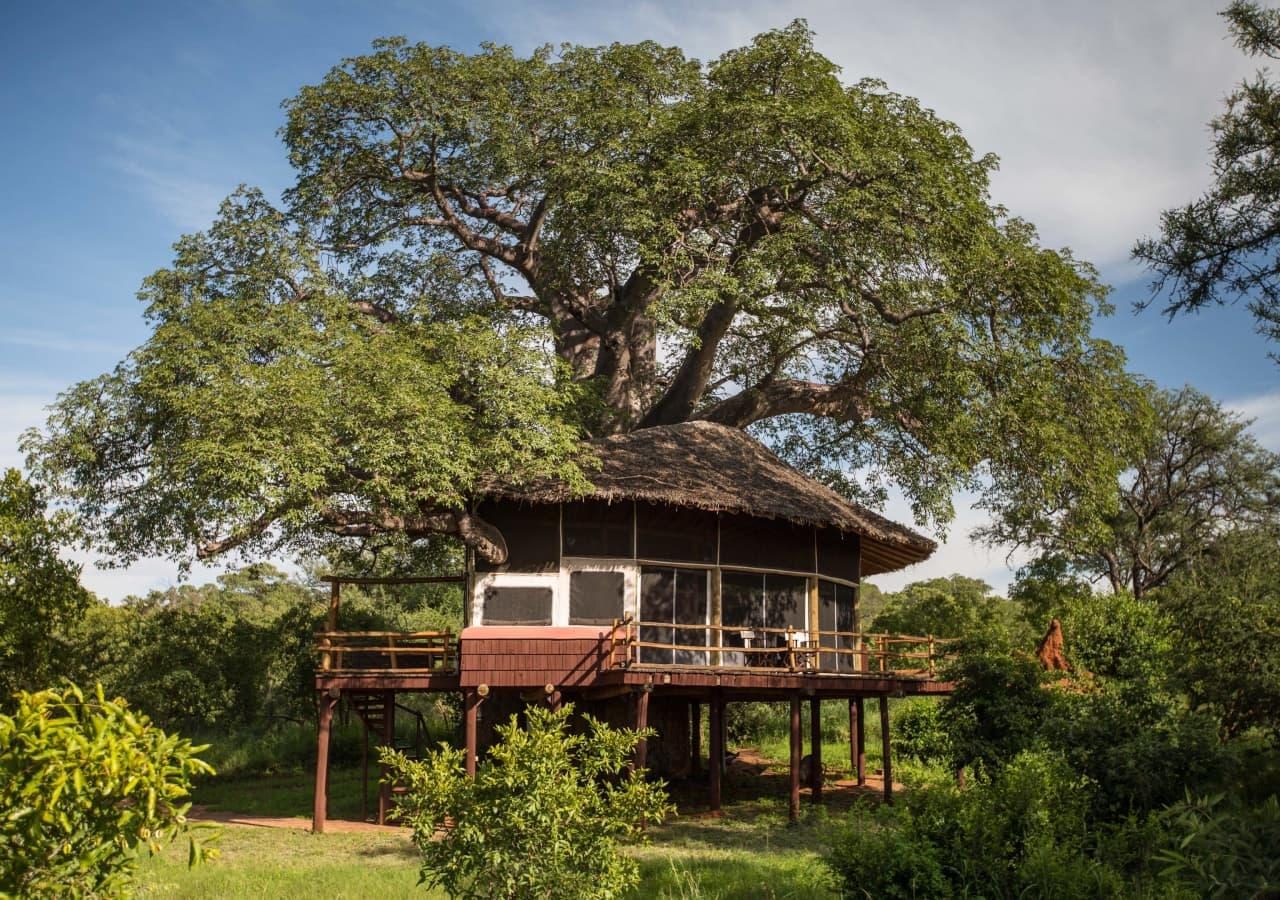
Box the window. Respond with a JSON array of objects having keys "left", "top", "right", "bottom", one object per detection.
[
  {"left": 635, "top": 503, "right": 717, "bottom": 563},
  {"left": 720, "top": 514, "right": 815, "bottom": 573},
  {"left": 568, "top": 570, "right": 625, "bottom": 625},
  {"left": 483, "top": 585, "right": 554, "bottom": 625},
  {"left": 474, "top": 500, "right": 560, "bottom": 573},
  {"left": 639, "top": 566, "right": 709, "bottom": 664},
  {"left": 817, "top": 528, "right": 860, "bottom": 583},
  {"left": 818, "top": 579, "right": 856, "bottom": 672},
  {"left": 721, "top": 572, "right": 810, "bottom": 666},
  {"left": 562, "top": 500, "right": 634, "bottom": 558}
]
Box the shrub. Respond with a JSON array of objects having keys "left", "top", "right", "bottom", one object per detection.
[
  {"left": 1156, "top": 791, "right": 1280, "bottom": 897},
  {"left": 939, "top": 628, "right": 1050, "bottom": 776},
  {"left": 824, "top": 803, "right": 950, "bottom": 899},
  {"left": 383, "top": 703, "right": 673, "bottom": 900},
  {"left": 0, "top": 683, "right": 217, "bottom": 898},
  {"left": 893, "top": 698, "right": 950, "bottom": 765}
]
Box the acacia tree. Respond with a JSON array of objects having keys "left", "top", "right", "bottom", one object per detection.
[
  {"left": 981, "top": 386, "right": 1280, "bottom": 598},
  {"left": 26, "top": 23, "right": 1143, "bottom": 568},
  {"left": 1135, "top": 2, "right": 1280, "bottom": 348}
]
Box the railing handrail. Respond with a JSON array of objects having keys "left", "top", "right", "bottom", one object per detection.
[
  {"left": 607, "top": 618, "right": 953, "bottom": 678},
  {"left": 316, "top": 629, "right": 457, "bottom": 673}
]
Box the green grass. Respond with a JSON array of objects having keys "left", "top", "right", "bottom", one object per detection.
[
  {"left": 135, "top": 802, "right": 841, "bottom": 899},
  {"left": 136, "top": 824, "right": 434, "bottom": 899},
  {"left": 138, "top": 765, "right": 845, "bottom": 899}
]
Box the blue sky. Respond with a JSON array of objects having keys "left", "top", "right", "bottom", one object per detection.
[{"left": 2, "top": 0, "right": 1277, "bottom": 598}]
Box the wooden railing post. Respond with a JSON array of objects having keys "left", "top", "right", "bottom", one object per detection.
[{"left": 927, "top": 635, "right": 936, "bottom": 678}]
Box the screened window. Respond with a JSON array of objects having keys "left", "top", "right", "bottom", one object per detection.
[
  {"left": 562, "top": 500, "right": 634, "bottom": 558},
  {"left": 816, "top": 528, "right": 860, "bottom": 583},
  {"left": 639, "top": 566, "right": 709, "bottom": 664},
  {"left": 483, "top": 585, "right": 553, "bottom": 625},
  {"left": 721, "top": 572, "right": 809, "bottom": 666},
  {"left": 720, "top": 514, "right": 815, "bottom": 573},
  {"left": 635, "top": 503, "right": 716, "bottom": 563},
  {"left": 474, "top": 501, "right": 560, "bottom": 573},
  {"left": 568, "top": 570, "right": 625, "bottom": 625},
  {"left": 818, "top": 579, "right": 856, "bottom": 672}
]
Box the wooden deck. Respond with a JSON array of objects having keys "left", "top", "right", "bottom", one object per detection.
[{"left": 315, "top": 623, "right": 953, "bottom": 697}]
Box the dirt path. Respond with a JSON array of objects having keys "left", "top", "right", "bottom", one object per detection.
[{"left": 188, "top": 806, "right": 408, "bottom": 834}]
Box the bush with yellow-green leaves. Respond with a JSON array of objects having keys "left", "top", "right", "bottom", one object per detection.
[{"left": 0, "top": 683, "right": 217, "bottom": 898}]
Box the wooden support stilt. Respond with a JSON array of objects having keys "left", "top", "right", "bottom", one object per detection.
[
  {"left": 809, "top": 696, "right": 822, "bottom": 802},
  {"left": 378, "top": 690, "right": 394, "bottom": 825},
  {"left": 360, "top": 707, "right": 370, "bottom": 822},
  {"left": 464, "top": 689, "right": 480, "bottom": 778},
  {"left": 854, "top": 696, "right": 867, "bottom": 786},
  {"left": 789, "top": 695, "right": 801, "bottom": 823},
  {"left": 880, "top": 695, "right": 892, "bottom": 804},
  {"left": 690, "top": 702, "right": 701, "bottom": 775},
  {"left": 632, "top": 687, "right": 651, "bottom": 771},
  {"left": 312, "top": 691, "right": 339, "bottom": 834},
  {"left": 708, "top": 693, "right": 723, "bottom": 812}
]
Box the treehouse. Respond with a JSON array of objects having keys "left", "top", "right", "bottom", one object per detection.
[{"left": 312, "top": 421, "right": 950, "bottom": 831}]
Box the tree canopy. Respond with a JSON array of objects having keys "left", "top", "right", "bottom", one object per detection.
[
  {"left": 25, "top": 22, "right": 1143, "bottom": 567},
  {"left": 1134, "top": 2, "right": 1280, "bottom": 350},
  {"left": 981, "top": 386, "right": 1280, "bottom": 598},
  {"left": 0, "top": 469, "right": 93, "bottom": 697}
]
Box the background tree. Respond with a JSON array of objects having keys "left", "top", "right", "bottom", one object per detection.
[
  {"left": 0, "top": 468, "right": 92, "bottom": 698},
  {"left": 981, "top": 385, "right": 1280, "bottom": 598},
  {"left": 24, "top": 23, "right": 1144, "bottom": 570},
  {"left": 1134, "top": 2, "right": 1280, "bottom": 349},
  {"left": 1161, "top": 527, "right": 1280, "bottom": 740},
  {"left": 871, "top": 574, "right": 1028, "bottom": 641}
]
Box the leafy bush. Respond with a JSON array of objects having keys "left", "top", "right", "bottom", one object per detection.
[
  {"left": 828, "top": 751, "right": 1127, "bottom": 899},
  {"left": 893, "top": 698, "right": 950, "bottom": 765},
  {"left": 824, "top": 803, "right": 950, "bottom": 899},
  {"left": 1156, "top": 791, "right": 1280, "bottom": 898},
  {"left": 383, "top": 703, "right": 673, "bottom": 900},
  {"left": 0, "top": 683, "right": 217, "bottom": 898},
  {"left": 939, "top": 628, "right": 1050, "bottom": 775}
]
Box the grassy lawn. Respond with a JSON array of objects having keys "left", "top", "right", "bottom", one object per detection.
[
  {"left": 136, "top": 701, "right": 941, "bottom": 899},
  {"left": 136, "top": 761, "right": 848, "bottom": 899}
]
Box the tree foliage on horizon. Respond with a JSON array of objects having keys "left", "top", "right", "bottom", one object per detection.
[
  {"left": 983, "top": 386, "right": 1280, "bottom": 598},
  {"left": 24, "top": 22, "right": 1144, "bottom": 567},
  {"left": 1134, "top": 2, "right": 1280, "bottom": 352}
]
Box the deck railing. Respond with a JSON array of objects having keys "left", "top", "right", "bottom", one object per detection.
[
  {"left": 316, "top": 631, "right": 458, "bottom": 673},
  {"left": 608, "top": 617, "right": 952, "bottom": 678}
]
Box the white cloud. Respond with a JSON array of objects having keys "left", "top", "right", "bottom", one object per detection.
[
  {"left": 1229, "top": 387, "right": 1280, "bottom": 452},
  {"left": 863, "top": 488, "right": 1031, "bottom": 597}
]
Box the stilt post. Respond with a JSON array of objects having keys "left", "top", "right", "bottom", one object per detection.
[
  {"left": 879, "top": 694, "right": 892, "bottom": 804},
  {"left": 789, "top": 694, "right": 801, "bottom": 823},
  {"left": 708, "top": 693, "right": 723, "bottom": 812},
  {"left": 378, "top": 690, "right": 394, "bottom": 824},
  {"left": 632, "top": 687, "right": 651, "bottom": 771},
  {"left": 809, "top": 696, "right": 822, "bottom": 802},
  {"left": 464, "top": 688, "right": 481, "bottom": 777},
  {"left": 690, "top": 702, "right": 702, "bottom": 775},
  {"left": 312, "top": 691, "right": 339, "bottom": 834},
  {"left": 854, "top": 696, "right": 867, "bottom": 786}
]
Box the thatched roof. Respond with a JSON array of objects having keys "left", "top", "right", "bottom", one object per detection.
[{"left": 486, "top": 420, "right": 935, "bottom": 576}]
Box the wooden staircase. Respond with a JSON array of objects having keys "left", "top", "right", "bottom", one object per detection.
[{"left": 346, "top": 691, "right": 427, "bottom": 823}]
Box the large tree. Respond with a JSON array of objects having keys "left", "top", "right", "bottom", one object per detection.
[
  {"left": 981, "top": 386, "right": 1280, "bottom": 598},
  {"left": 1134, "top": 2, "right": 1280, "bottom": 349},
  {"left": 25, "top": 23, "right": 1143, "bottom": 568}
]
